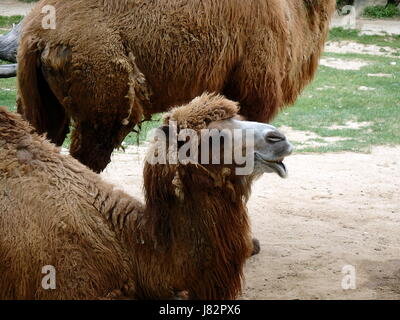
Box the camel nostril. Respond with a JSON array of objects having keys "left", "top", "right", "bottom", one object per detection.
[{"left": 265, "top": 131, "right": 285, "bottom": 143}]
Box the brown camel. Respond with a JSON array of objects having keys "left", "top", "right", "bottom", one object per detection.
[
  {"left": 13, "top": 0, "right": 335, "bottom": 172},
  {"left": 0, "top": 93, "right": 293, "bottom": 299}
]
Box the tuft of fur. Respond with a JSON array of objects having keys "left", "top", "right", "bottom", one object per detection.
[
  {"left": 163, "top": 93, "right": 239, "bottom": 131},
  {"left": 0, "top": 94, "right": 259, "bottom": 300},
  {"left": 16, "top": 0, "right": 336, "bottom": 172}
]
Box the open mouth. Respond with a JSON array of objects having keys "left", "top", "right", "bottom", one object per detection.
[{"left": 255, "top": 153, "right": 288, "bottom": 178}]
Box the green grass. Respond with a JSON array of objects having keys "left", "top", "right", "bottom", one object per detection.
[
  {"left": 363, "top": 4, "right": 400, "bottom": 19},
  {"left": 0, "top": 78, "right": 17, "bottom": 110},
  {"left": 329, "top": 27, "right": 400, "bottom": 50},
  {"left": 273, "top": 52, "right": 400, "bottom": 153},
  {"left": 1, "top": 24, "right": 399, "bottom": 153}
]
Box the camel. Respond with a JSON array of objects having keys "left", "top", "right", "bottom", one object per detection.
[
  {"left": 5, "top": 0, "right": 335, "bottom": 172},
  {"left": 0, "top": 93, "right": 293, "bottom": 300}
]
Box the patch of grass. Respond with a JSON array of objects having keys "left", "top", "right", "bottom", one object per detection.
[
  {"left": 363, "top": 4, "right": 400, "bottom": 19},
  {"left": 0, "top": 78, "right": 17, "bottom": 111},
  {"left": 329, "top": 27, "right": 400, "bottom": 50},
  {"left": 273, "top": 52, "right": 400, "bottom": 153}
]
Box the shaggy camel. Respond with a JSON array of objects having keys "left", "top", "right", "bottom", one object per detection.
[
  {"left": 13, "top": 0, "right": 335, "bottom": 172},
  {"left": 0, "top": 94, "right": 293, "bottom": 300}
]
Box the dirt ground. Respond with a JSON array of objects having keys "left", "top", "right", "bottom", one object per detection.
[
  {"left": 100, "top": 145, "right": 400, "bottom": 300},
  {"left": 358, "top": 18, "right": 400, "bottom": 36}
]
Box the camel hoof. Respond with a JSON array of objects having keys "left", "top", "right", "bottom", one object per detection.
[{"left": 251, "top": 238, "right": 261, "bottom": 256}]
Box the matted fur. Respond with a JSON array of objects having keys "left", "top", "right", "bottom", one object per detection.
[
  {"left": 0, "top": 93, "right": 261, "bottom": 299},
  {"left": 16, "top": 0, "right": 336, "bottom": 172}
]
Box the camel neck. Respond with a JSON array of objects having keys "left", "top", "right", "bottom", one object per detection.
[{"left": 139, "top": 165, "right": 253, "bottom": 299}]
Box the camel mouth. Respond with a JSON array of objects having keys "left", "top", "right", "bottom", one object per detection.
[{"left": 255, "top": 153, "right": 288, "bottom": 178}]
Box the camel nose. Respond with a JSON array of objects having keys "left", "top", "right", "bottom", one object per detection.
[{"left": 265, "top": 130, "right": 286, "bottom": 144}]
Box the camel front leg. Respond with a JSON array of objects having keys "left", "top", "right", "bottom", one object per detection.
[{"left": 69, "top": 121, "right": 124, "bottom": 173}]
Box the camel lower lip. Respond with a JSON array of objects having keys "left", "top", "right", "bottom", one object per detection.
[
  {"left": 255, "top": 153, "right": 288, "bottom": 178},
  {"left": 266, "top": 161, "right": 287, "bottom": 178}
]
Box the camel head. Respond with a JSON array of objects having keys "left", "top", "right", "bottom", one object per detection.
[
  {"left": 146, "top": 93, "right": 293, "bottom": 182},
  {"left": 207, "top": 116, "right": 293, "bottom": 179}
]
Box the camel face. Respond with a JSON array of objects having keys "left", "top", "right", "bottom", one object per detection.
[{"left": 208, "top": 118, "right": 293, "bottom": 178}]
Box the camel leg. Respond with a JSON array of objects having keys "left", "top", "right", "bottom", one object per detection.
[
  {"left": 223, "top": 73, "right": 283, "bottom": 123},
  {"left": 17, "top": 96, "right": 70, "bottom": 147},
  {"left": 222, "top": 40, "right": 286, "bottom": 123},
  {"left": 69, "top": 122, "right": 126, "bottom": 173},
  {"left": 44, "top": 111, "right": 70, "bottom": 147},
  {"left": 16, "top": 68, "right": 71, "bottom": 147}
]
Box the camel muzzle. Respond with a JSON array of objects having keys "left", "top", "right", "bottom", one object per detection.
[{"left": 253, "top": 125, "right": 293, "bottom": 178}]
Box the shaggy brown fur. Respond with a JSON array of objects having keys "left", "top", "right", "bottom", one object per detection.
[
  {"left": 16, "top": 0, "right": 336, "bottom": 172},
  {"left": 0, "top": 93, "right": 266, "bottom": 300}
]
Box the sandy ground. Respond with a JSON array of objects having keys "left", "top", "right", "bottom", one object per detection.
[
  {"left": 320, "top": 57, "right": 370, "bottom": 70},
  {"left": 100, "top": 145, "right": 400, "bottom": 300},
  {"left": 331, "top": 14, "right": 400, "bottom": 36},
  {"left": 357, "top": 18, "right": 400, "bottom": 36},
  {"left": 325, "top": 41, "right": 400, "bottom": 59}
]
